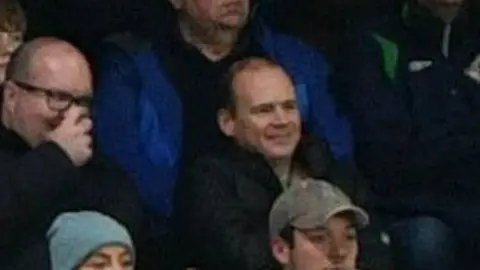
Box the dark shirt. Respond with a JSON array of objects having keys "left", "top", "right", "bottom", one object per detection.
[
  {"left": 0, "top": 124, "right": 143, "bottom": 269},
  {"left": 154, "top": 23, "right": 267, "bottom": 163}
]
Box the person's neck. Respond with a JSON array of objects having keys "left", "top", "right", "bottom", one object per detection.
[
  {"left": 269, "top": 157, "right": 292, "bottom": 184},
  {"left": 434, "top": 6, "right": 461, "bottom": 24},
  {"left": 419, "top": 1, "right": 462, "bottom": 24},
  {"left": 1, "top": 108, "right": 11, "bottom": 130},
  {"left": 178, "top": 18, "right": 240, "bottom": 61}
]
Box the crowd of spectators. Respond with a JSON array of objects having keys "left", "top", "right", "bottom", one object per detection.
[{"left": 0, "top": 0, "right": 477, "bottom": 269}]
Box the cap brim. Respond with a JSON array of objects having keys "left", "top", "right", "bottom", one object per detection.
[
  {"left": 292, "top": 205, "right": 369, "bottom": 230},
  {"left": 326, "top": 205, "right": 370, "bottom": 229}
]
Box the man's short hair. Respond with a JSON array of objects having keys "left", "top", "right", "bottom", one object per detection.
[
  {"left": 279, "top": 225, "right": 295, "bottom": 248},
  {"left": 5, "top": 41, "right": 30, "bottom": 81},
  {"left": 219, "top": 57, "right": 290, "bottom": 116},
  {"left": 0, "top": 0, "right": 26, "bottom": 33}
]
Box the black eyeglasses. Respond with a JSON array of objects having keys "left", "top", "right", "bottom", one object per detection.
[{"left": 12, "top": 80, "right": 92, "bottom": 111}]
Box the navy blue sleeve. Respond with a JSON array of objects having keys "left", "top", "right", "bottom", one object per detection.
[
  {"left": 333, "top": 33, "right": 412, "bottom": 179},
  {"left": 304, "top": 48, "right": 354, "bottom": 161},
  {"left": 93, "top": 48, "right": 176, "bottom": 217}
]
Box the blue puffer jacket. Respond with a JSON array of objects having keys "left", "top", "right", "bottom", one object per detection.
[{"left": 93, "top": 21, "right": 353, "bottom": 218}]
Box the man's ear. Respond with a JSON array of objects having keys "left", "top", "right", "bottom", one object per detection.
[
  {"left": 168, "top": 0, "right": 183, "bottom": 10},
  {"left": 2, "top": 80, "right": 18, "bottom": 116},
  {"left": 218, "top": 108, "right": 235, "bottom": 137},
  {"left": 271, "top": 236, "right": 291, "bottom": 265}
]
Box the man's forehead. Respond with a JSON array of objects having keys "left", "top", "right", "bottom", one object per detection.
[
  {"left": 24, "top": 73, "right": 93, "bottom": 98},
  {"left": 235, "top": 64, "right": 289, "bottom": 81},
  {"left": 28, "top": 40, "right": 90, "bottom": 74},
  {"left": 27, "top": 58, "right": 92, "bottom": 93},
  {"left": 27, "top": 71, "right": 92, "bottom": 93},
  {"left": 234, "top": 71, "right": 295, "bottom": 102}
]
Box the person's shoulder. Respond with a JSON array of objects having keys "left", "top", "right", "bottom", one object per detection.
[
  {"left": 262, "top": 25, "right": 327, "bottom": 60},
  {"left": 95, "top": 31, "right": 155, "bottom": 68},
  {"left": 82, "top": 153, "right": 130, "bottom": 180},
  {"left": 188, "top": 150, "right": 237, "bottom": 173},
  {"left": 189, "top": 143, "right": 268, "bottom": 177},
  {"left": 103, "top": 32, "right": 153, "bottom": 54},
  {"left": 337, "top": 16, "right": 401, "bottom": 65}
]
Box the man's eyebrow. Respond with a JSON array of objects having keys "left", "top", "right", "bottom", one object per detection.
[
  {"left": 282, "top": 98, "right": 296, "bottom": 103},
  {"left": 250, "top": 102, "right": 274, "bottom": 110},
  {"left": 252, "top": 99, "right": 296, "bottom": 108},
  {"left": 120, "top": 249, "right": 131, "bottom": 258}
]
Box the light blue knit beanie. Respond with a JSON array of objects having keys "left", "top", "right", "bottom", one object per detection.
[{"left": 47, "top": 211, "right": 135, "bottom": 270}]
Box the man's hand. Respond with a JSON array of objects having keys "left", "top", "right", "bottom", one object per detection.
[{"left": 46, "top": 107, "right": 92, "bottom": 167}]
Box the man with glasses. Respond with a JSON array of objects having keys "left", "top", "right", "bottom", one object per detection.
[
  {"left": 269, "top": 180, "right": 369, "bottom": 270},
  {"left": 0, "top": 37, "right": 143, "bottom": 269}
]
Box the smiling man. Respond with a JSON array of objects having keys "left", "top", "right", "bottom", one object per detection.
[
  {"left": 93, "top": 0, "right": 353, "bottom": 232},
  {"left": 218, "top": 58, "right": 301, "bottom": 168},
  {"left": 173, "top": 57, "right": 364, "bottom": 270},
  {"left": 174, "top": 57, "right": 303, "bottom": 270}
]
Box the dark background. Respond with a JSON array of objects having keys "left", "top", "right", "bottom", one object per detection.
[
  {"left": 19, "top": 0, "right": 479, "bottom": 66},
  {"left": 18, "top": 0, "right": 397, "bottom": 54}
]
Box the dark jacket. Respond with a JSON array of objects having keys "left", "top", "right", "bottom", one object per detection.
[
  {"left": 174, "top": 143, "right": 281, "bottom": 270},
  {"left": 0, "top": 124, "right": 143, "bottom": 269},
  {"left": 173, "top": 135, "right": 367, "bottom": 270},
  {"left": 334, "top": 1, "right": 480, "bottom": 210}
]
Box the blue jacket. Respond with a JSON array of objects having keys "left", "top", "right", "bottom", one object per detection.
[
  {"left": 335, "top": 2, "right": 480, "bottom": 208},
  {"left": 93, "top": 22, "right": 353, "bottom": 217}
]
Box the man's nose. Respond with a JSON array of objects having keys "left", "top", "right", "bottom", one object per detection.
[
  {"left": 272, "top": 107, "right": 289, "bottom": 125},
  {"left": 108, "top": 262, "right": 125, "bottom": 270},
  {"left": 61, "top": 104, "right": 90, "bottom": 121},
  {"left": 328, "top": 241, "right": 348, "bottom": 264}
]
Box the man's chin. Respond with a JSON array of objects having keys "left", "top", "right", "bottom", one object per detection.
[
  {"left": 264, "top": 148, "right": 296, "bottom": 161},
  {"left": 218, "top": 16, "right": 247, "bottom": 30}
]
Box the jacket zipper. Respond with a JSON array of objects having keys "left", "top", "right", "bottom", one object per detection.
[{"left": 442, "top": 24, "right": 452, "bottom": 58}]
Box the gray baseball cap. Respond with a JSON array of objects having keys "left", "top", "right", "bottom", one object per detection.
[{"left": 269, "top": 180, "right": 369, "bottom": 239}]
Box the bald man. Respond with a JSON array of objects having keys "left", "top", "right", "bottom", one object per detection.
[{"left": 0, "top": 38, "right": 143, "bottom": 269}]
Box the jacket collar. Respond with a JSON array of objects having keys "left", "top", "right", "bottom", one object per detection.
[
  {"left": 402, "top": 1, "right": 470, "bottom": 50},
  {"left": 216, "top": 138, "right": 284, "bottom": 192},
  {"left": 218, "top": 138, "right": 270, "bottom": 167},
  {"left": 0, "top": 123, "right": 31, "bottom": 156}
]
